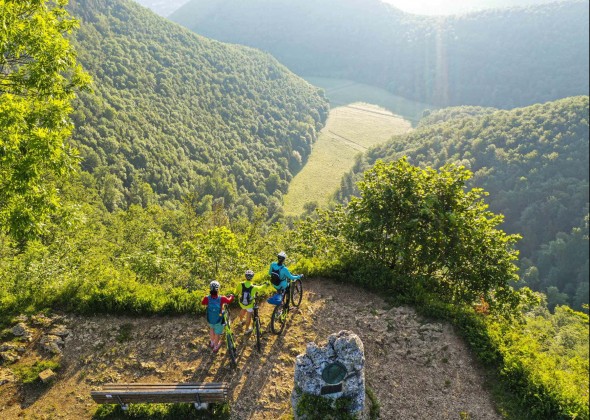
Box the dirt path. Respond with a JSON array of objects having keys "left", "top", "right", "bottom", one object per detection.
[{"left": 0, "top": 279, "right": 501, "bottom": 419}]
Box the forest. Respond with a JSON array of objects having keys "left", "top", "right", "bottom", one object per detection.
[
  {"left": 171, "top": 0, "right": 589, "bottom": 109},
  {"left": 0, "top": 0, "right": 588, "bottom": 418},
  {"left": 336, "top": 97, "right": 589, "bottom": 311},
  {"left": 67, "top": 0, "right": 329, "bottom": 220}
]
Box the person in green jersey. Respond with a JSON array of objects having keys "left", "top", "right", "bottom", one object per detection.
[{"left": 236, "top": 270, "right": 268, "bottom": 334}]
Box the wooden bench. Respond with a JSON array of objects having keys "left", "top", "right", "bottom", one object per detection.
[{"left": 90, "top": 382, "right": 229, "bottom": 411}]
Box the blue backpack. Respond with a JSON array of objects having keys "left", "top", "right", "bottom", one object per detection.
[{"left": 206, "top": 295, "right": 223, "bottom": 324}]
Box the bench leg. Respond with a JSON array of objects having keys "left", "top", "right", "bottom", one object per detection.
[{"left": 194, "top": 402, "right": 209, "bottom": 410}]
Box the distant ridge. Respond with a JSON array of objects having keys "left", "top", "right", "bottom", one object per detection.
[{"left": 171, "top": 0, "right": 589, "bottom": 109}]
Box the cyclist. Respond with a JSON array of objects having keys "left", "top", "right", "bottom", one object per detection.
[
  {"left": 235, "top": 270, "right": 269, "bottom": 334},
  {"left": 269, "top": 251, "right": 302, "bottom": 295},
  {"left": 201, "top": 280, "right": 234, "bottom": 353}
]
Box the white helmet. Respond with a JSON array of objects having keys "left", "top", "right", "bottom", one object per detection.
[
  {"left": 277, "top": 251, "right": 287, "bottom": 261},
  {"left": 245, "top": 270, "right": 254, "bottom": 280},
  {"left": 209, "top": 280, "right": 220, "bottom": 292}
]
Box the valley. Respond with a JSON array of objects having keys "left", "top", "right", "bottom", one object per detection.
[
  {"left": 1, "top": 0, "right": 587, "bottom": 418},
  {"left": 284, "top": 103, "right": 412, "bottom": 215}
]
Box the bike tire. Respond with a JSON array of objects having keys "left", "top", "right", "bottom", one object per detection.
[
  {"left": 270, "top": 303, "right": 287, "bottom": 335},
  {"left": 255, "top": 318, "right": 262, "bottom": 352},
  {"left": 291, "top": 279, "right": 303, "bottom": 308}
]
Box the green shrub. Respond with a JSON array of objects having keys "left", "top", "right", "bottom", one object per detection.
[
  {"left": 93, "top": 403, "right": 230, "bottom": 419},
  {"left": 13, "top": 359, "right": 61, "bottom": 384},
  {"left": 295, "top": 393, "right": 357, "bottom": 420}
]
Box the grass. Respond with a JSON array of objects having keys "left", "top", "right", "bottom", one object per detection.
[
  {"left": 284, "top": 77, "right": 434, "bottom": 216},
  {"left": 283, "top": 102, "right": 412, "bottom": 215},
  {"left": 365, "top": 385, "right": 381, "bottom": 420},
  {"left": 116, "top": 323, "right": 134, "bottom": 343},
  {"left": 13, "top": 359, "right": 61, "bottom": 384}
]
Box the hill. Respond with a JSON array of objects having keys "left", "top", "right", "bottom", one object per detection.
[
  {"left": 337, "top": 96, "right": 589, "bottom": 309},
  {"left": 170, "top": 0, "right": 589, "bottom": 109},
  {"left": 384, "top": 0, "right": 565, "bottom": 16},
  {"left": 67, "top": 0, "right": 329, "bottom": 214},
  {"left": 0, "top": 280, "right": 503, "bottom": 419}
]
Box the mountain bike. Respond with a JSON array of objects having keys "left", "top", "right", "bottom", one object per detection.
[
  {"left": 252, "top": 296, "right": 263, "bottom": 352},
  {"left": 221, "top": 302, "right": 237, "bottom": 368},
  {"left": 270, "top": 275, "right": 303, "bottom": 335}
]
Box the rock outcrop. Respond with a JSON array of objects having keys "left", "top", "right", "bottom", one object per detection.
[{"left": 292, "top": 330, "right": 366, "bottom": 419}]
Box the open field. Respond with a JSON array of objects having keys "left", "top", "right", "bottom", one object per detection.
[
  {"left": 283, "top": 102, "right": 412, "bottom": 215},
  {"left": 283, "top": 77, "right": 432, "bottom": 216}
]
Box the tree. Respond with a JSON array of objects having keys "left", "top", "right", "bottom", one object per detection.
[
  {"left": 344, "top": 158, "right": 522, "bottom": 312},
  {"left": 0, "top": 0, "right": 90, "bottom": 245}
]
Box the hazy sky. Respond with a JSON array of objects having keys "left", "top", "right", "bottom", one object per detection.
[{"left": 382, "top": 0, "right": 557, "bottom": 15}]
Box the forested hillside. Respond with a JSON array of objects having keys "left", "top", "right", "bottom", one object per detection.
[
  {"left": 67, "top": 0, "right": 328, "bottom": 216},
  {"left": 170, "top": 0, "right": 589, "bottom": 109},
  {"left": 337, "top": 96, "right": 589, "bottom": 310},
  {"left": 384, "top": 0, "right": 565, "bottom": 15}
]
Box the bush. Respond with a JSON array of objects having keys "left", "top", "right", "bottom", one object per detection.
[{"left": 93, "top": 402, "right": 230, "bottom": 419}]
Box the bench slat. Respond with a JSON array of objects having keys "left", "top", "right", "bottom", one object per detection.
[
  {"left": 99, "top": 386, "right": 226, "bottom": 391},
  {"left": 90, "top": 382, "right": 229, "bottom": 406},
  {"left": 91, "top": 395, "right": 227, "bottom": 404},
  {"left": 103, "top": 382, "right": 226, "bottom": 388}
]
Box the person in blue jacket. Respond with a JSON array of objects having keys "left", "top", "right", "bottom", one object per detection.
[{"left": 268, "top": 251, "right": 302, "bottom": 293}]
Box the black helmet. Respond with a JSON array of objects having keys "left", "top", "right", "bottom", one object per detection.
[{"left": 245, "top": 270, "right": 254, "bottom": 280}]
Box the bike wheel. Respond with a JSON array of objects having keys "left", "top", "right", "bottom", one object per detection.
[
  {"left": 291, "top": 279, "right": 303, "bottom": 308},
  {"left": 255, "top": 317, "right": 262, "bottom": 352},
  {"left": 270, "top": 303, "right": 287, "bottom": 335},
  {"left": 226, "top": 331, "right": 238, "bottom": 368}
]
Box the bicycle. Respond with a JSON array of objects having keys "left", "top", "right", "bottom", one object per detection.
[
  {"left": 252, "top": 296, "right": 263, "bottom": 352},
  {"left": 270, "top": 275, "right": 303, "bottom": 335},
  {"left": 221, "top": 302, "right": 238, "bottom": 368}
]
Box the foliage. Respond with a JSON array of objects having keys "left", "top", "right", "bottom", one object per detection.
[
  {"left": 170, "top": 0, "right": 588, "bottom": 108},
  {"left": 415, "top": 295, "right": 589, "bottom": 419},
  {"left": 0, "top": 171, "right": 286, "bottom": 318},
  {"left": 338, "top": 96, "right": 590, "bottom": 309},
  {"left": 93, "top": 402, "right": 230, "bottom": 419},
  {"left": 287, "top": 155, "right": 587, "bottom": 417},
  {"left": 333, "top": 158, "right": 522, "bottom": 313},
  {"left": 66, "top": 0, "right": 328, "bottom": 216},
  {"left": 0, "top": 0, "right": 90, "bottom": 245},
  {"left": 295, "top": 393, "right": 357, "bottom": 420}
]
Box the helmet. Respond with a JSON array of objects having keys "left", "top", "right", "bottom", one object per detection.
[
  {"left": 209, "top": 280, "right": 220, "bottom": 292},
  {"left": 245, "top": 270, "right": 254, "bottom": 280},
  {"left": 277, "top": 251, "right": 287, "bottom": 261}
]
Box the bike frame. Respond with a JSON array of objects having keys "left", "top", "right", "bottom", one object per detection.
[{"left": 222, "top": 304, "right": 237, "bottom": 367}]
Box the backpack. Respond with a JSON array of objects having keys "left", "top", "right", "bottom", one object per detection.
[
  {"left": 270, "top": 265, "right": 283, "bottom": 286},
  {"left": 206, "top": 295, "right": 223, "bottom": 324},
  {"left": 241, "top": 283, "right": 253, "bottom": 306}
]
